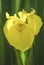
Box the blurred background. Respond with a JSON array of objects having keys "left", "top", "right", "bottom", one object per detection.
[{"left": 0, "top": 0, "right": 44, "bottom": 65}]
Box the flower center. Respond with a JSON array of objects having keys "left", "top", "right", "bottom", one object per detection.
[{"left": 16, "top": 23, "right": 25, "bottom": 32}]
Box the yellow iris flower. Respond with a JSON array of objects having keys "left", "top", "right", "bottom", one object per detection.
[{"left": 3, "top": 8, "right": 43, "bottom": 52}]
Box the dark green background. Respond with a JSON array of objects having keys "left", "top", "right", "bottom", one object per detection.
[{"left": 0, "top": 0, "right": 44, "bottom": 65}]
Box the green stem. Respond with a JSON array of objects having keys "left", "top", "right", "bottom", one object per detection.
[{"left": 20, "top": 51, "right": 26, "bottom": 65}]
